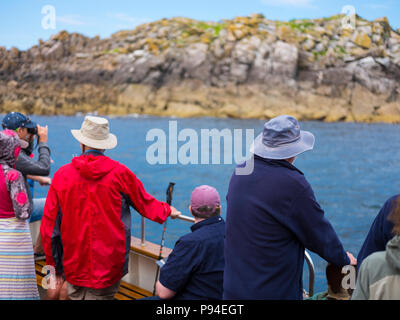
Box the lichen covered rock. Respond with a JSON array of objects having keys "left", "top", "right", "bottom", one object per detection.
[{"left": 1, "top": 14, "right": 400, "bottom": 122}]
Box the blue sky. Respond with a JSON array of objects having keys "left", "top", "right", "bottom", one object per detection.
[{"left": 1, "top": 0, "right": 399, "bottom": 50}]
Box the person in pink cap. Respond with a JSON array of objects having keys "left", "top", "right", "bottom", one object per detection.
[{"left": 154, "top": 185, "right": 225, "bottom": 300}]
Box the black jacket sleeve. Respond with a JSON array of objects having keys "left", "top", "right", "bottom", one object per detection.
[{"left": 15, "top": 142, "right": 51, "bottom": 176}]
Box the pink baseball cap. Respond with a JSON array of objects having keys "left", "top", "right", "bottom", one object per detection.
[{"left": 190, "top": 185, "right": 221, "bottom": 215}]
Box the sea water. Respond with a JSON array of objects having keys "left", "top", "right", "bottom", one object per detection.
[{"left": 26, "top": 115, "right": 400, "bottom": 294}]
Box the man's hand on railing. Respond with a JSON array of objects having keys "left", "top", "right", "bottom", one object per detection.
[
  {"left": 169, "top": 206, "right": 182, "bottom": 219},
  {"left": 346, "top": 252, "right": 357, "bottom": 266}
]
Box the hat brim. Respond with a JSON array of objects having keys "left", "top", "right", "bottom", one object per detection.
[
  {"left": 250, "top": 130, "right": 315, "bottom": 160},
  {"left": 24, "top": 121, "right": 37, "bottom": 129},
  {"left": 71, "top": 130, "right": 117, "bottom": 150}
]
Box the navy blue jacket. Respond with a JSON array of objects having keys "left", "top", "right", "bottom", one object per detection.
[
  {"left": 223, "top": 156, "right": 350, "bottom": 300},
  {"left": 159, "top": 216, "right": 225, "bottom": 300},
  {"left": 357, "top": 195, "right": 397, "bottom": 269}
]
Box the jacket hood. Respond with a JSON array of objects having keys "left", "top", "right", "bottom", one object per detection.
[
  {"left": 72, "top": 154, "right": 117, "bottom": 180},
  {"left": 0, "top": 130, "right": 22, "bottom": 168},
  {"left": 386, "top": 235, "right": 400, "bottom": 270}
]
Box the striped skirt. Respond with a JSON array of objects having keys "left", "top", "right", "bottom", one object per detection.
[{"left": 0, "top": 217, "right": 39, "bottom": 300}]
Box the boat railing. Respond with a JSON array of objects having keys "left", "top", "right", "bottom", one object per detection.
[
  {"left": 140, "top": 214, "right": 196, "bottom": 245},
  {"left": 304, "top": 251, "right": 315, "bottom": 297},
  {"left": 140, "top": 214, "right": 315, "bottom": 297}
]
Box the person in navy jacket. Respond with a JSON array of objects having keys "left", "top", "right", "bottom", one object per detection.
[{"left": 223, "top": 115, "right": 357, "bottom": 300}]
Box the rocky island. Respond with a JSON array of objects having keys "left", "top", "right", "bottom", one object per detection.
[{"left": 1, "top": 14, "right": 400, "bottom": 122}]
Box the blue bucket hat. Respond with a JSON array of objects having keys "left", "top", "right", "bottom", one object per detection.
[
  {"left": 2, "top": 112, "right": 37, "bottom": 131},
  {"left": 250, "top": 115, "right": 315, "bottom": 160}
]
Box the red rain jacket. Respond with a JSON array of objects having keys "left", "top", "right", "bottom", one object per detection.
[{"left": 40, "top": 152, "right": 171, "bottom": 289}]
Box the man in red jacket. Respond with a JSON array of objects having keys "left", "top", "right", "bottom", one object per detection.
[{"left": 41, "top": 116, "right": 181, "bottom": 300}]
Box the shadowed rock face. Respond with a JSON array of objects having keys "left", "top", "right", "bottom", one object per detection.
[{"left": 1, "top": 14, "right": 400, "bottom": 122}]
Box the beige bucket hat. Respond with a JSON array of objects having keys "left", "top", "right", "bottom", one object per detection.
[{"left": 71, "top": 116, "right": 117, "bottom": 150}]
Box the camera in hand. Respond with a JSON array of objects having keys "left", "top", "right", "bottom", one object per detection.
[{"left": 27, "top": 126, "right": 38, "bottom": 135}]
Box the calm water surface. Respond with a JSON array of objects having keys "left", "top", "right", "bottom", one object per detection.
[{"left": 24, "top": 115, "right": 400, "bottom": 294}]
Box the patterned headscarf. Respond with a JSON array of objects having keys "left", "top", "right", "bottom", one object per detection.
[
  {"left": 0, "top": 130, "right": 23, "bottom": 167},
  {"left": 0, "top": 130, "right": 31, "bottom": 220}
]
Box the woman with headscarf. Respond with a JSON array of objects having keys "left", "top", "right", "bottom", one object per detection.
[{"left": 0, "top": 129, "right": 39, "bottom": 300}]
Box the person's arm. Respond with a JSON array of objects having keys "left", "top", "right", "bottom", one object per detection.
[
  {"left": 121, "top": 166, "right": 178, "bottom": 224},
  {"left": 357, "top": 197, "right": 395, "bottom": 270},
  {"left": 40, "top": 180, "right": 63, "bottom": 273},
  {"left": 156, "top": 280, "right": 176, "bottom": 299},
  {"left": 15, "top": 144, "right": 51, "bottom": 176},
  {"left": 4, "top": 167, "right": 32, "bottom": 220},
  {"left": 157, "top": 239, "right": 199, "bottom": 299},
  {"left": 287, "top": 184, "right": 351, "bottom": 267},
  {"left": 26, "top": 175, "right": 51, "bottom": 186}
]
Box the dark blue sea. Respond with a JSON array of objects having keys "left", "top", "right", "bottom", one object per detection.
[{"left": 24, "top": 115, "right": 400, "bottom": 295}]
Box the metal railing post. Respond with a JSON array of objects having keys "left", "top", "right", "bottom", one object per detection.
[
  {"left": 141, "top": 217, "right": 146, "bottom": 246},
  {"left": 304, "top": 250, "right": 315, "bottom": 297}
]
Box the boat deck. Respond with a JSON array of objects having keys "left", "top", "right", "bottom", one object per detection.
[
  {"left": 34, "top": 235, "right": 172, "bottom": 300},
  {"left": 35, "top": 260, "right": 153, "bottom": 300}
]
